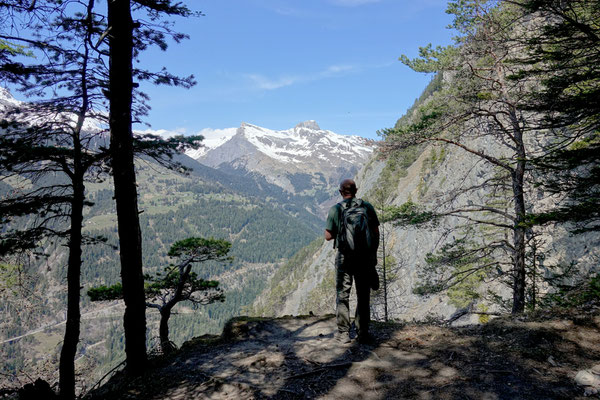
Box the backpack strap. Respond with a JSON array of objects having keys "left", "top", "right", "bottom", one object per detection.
[{"left": 335, "top": 199, "right": 356, "bottom": 250}]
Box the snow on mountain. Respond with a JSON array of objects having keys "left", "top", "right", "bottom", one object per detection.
[
  {"left": 0, "top": 87, "right": 21, "bottom": 110},
  {"left": 186, "top": 127, "right": 238, "bottom": 159},
  {"left": 242, "top": 121, "right": 372, "bottom": 164},
  {"left": 1, "top": 84, "right": 373, "bottom": 208},
  {"left": 184, "top": 120, "right": 375, "bottom": 207},
  {"left": 186, "top": 120, "right": 373, "bottom": 169},
  {"left": 0, "top": 87, "right": 105, "bottom": 133}
]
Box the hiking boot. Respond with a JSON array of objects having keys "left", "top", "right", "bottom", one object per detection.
[{"left": 334, "top": 332, "right": 352, "bottom": 344}]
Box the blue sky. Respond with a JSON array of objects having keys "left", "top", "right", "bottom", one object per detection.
[{"left": 138, "top": 0, "right": 455, "bottom": 140}]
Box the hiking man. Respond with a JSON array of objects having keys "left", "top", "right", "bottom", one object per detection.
[{"left": 325, "top": 179, "right": 380, "bottom": 344}]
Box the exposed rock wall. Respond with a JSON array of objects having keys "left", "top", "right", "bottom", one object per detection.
[{"left": 252, "top": 134, "right": 600, "bottom": 323}]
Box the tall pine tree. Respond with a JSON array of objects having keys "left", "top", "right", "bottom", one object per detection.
[
  {"left": 510, "top": 0, "right": 600, "bottom": 233},
  {"left": 382, "top": 0, "right": 544, "bottom": 313},
  {"left": 105, "top": 0, "right": 198, "bottom": 376},
  {"left": 1, "top": 2, "right": 111, "bottom": 397},
  {"left": 1, "top": 0, "right": 200, "bottom": 395}
]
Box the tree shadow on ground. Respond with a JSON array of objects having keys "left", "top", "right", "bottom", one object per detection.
[
  {"left": 306, "top": 315, "right": 600, "bottom": 400},
  {"left": 86, "top": 313, "right": 600, "bottom": 399}
]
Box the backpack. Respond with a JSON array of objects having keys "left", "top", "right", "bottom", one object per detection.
[{"left": 336, "top": 198, "right": 374, "bottom": 256}]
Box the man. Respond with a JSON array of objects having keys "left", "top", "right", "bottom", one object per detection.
[{"left": 325, "top": 179, "right": 379, "bottom": 344}]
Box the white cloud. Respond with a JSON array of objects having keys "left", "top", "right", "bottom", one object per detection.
[
  {"left": 245, "top": 74, "right": 299, "bottom": 90},
  {"left": 272, "top": 6, "right": 307, "bottom": 17},
  {"left": 245, "top": 64, "right": 357, "bottom": 91},
  {"left": 329, "top": 0, "right": 381, "bottom": 7},
  {"left": 325, "top": 65, "right": 355, "bottom": 74}
]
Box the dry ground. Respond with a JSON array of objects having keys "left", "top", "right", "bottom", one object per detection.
[{"left": 87, "top": 311, "right": 600, "bottom": 400}]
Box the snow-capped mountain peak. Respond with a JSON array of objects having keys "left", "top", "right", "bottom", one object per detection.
[
  {"left": 187, "top": 121, "right": 373, "bottom": 167},
  {"left": 185, "top": 121, "right": 374, "bottom": 198},
  {"left": 295, "top": 120, "right": 320, "bottom": 130},
  {"left": 0, "top": 87, "right": 104, "bottom": 134},
  {"left": 185, "top": 127, "right": 238, "bottom": 159},
  {"left": 0, "top": 88, "right": 21, "bottom": 110}
]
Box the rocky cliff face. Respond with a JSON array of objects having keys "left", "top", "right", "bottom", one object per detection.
[{"left": 252, "top": 133, "right": 600, "bottom": 323}]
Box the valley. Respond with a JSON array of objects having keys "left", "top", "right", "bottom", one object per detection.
[
  {"left": 0, "top": 103, "right": 374, "bottom": 390},
  {"left": 2, "top": 1, "right": 600, "bottom": 398}
]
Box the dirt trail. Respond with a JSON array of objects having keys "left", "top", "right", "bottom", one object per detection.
[{"left": 88, "top": 313, "right": 600, "bottom": 399}]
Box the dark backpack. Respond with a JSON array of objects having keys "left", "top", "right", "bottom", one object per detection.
[{"left": 336, "top": 198, "right": 374, "bottom": 255}]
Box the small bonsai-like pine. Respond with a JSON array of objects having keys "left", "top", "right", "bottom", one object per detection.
[{"left": 89, "top": 237, "right": 231, "bottom": 353}]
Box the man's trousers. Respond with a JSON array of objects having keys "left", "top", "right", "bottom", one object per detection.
[{"left": 335, "top": 252, "right": 371, "bottom": 337}]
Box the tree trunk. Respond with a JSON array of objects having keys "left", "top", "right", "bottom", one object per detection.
[
  {"left": 59, "top": 67, "right": 89, "bottom": 397},
  {"left": 108, "top": 0, "right": 147, "bottom": 374},
  {"left": 531, "top": 239, "right": 537, "bottom": 311},
  {"left": 512, "top": 187, "right": 527, "bottom": 313},
  {"left": 157, "top": 263, "right": 193, "bottom": 353},
  {"left": 511, "top": 123, "right": 527, "bottom": 314},
  {"left": 381, "top": 223, "right": 388, "bottom": 323},
  {"left": 58, "top": 174, "right": 84, "bottom": 400},
  {"left": 159, "top": 307, "right": 175, "bottom": 353}
]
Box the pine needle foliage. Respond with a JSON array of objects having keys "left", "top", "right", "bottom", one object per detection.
[{"left": 89, "top": 237, "right": 230, "bottom": 354}]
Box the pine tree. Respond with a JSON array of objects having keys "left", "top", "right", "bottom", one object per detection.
[
  {"left": 367, "top": 187, "right": 405, "bottom": 322},
  {"left": 105, "top": 0, "right": 198, "bottom": 375},
  {"left": 106, "top": 0, "right": 148, "bottom": 375},
  {"left": 383, "top": 0, "right": 600, "bottom": 313},
  {"left": 88, "top": 237, "right": 230, "bottom": 354},
  {"left": 1, "top": 0, "right": 200, "bottom": 395},
  {"left": 1, "top": 3, "right": 112, "bottom": 397},
  {"left": 381, "top": 0, "right": 541, "bottom": 313},
  {"left": 510, "top": 0, "right": 600, "bottom": 233}
]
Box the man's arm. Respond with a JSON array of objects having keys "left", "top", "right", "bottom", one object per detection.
[
  {"left": 324, "top": 229, "right": 334, "bottom": 241},
  {"left": 325, "top": 204, "right": 339, "bottom": 242}
]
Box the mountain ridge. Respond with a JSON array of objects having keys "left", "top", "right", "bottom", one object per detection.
[
  {"left": 185, "top": 121, "right": 374, "bottom": 206},
  {"left": 186, "top": 120, "right": 372, "bottom": 165},
  {"left": 0, "top": 87, "right": 374, "bottom": 387}
]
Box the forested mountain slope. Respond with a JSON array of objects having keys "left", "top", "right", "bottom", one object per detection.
[
  {"left": 0, "top": 90, "right": 373, "bottom": 389},
  {"left": 0, "top": 151, "right": 325, "bottom": 386}
]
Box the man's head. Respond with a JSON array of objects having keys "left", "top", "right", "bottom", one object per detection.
[{"left": 339, "top": 179, "right": 357, "bottom": 198}]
